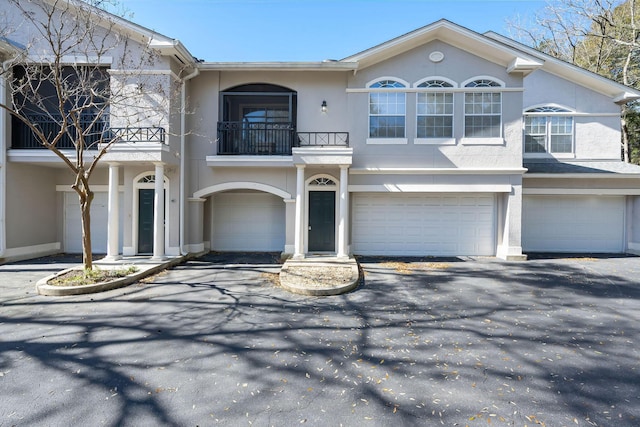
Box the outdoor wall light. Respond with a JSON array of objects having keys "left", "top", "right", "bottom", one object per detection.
[{"left": 321, "top": 100, "right": 327, "bottom": 113}]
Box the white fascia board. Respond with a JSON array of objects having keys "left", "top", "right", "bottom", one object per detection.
[
  {"left": 524, "top": 173, "right": 640, "bottom": 179},
  {"left": 198, "top": 62, "right": 359, "bottom": 72},
  {"left": 485, "top": 31, "right": 640, "bottom": 101},
  {"left": 342, "top": 19, "right": 541, "bottom": 71},
  {"left": 349, "top": 167, "right": 527, "bottom": 175},
  {"left": 524, "top": 187, "right": 640, "bottom": 195},
  {"left": 205, "top": 156, "right": 294, "bottom": 168},
  {"left": 348, "top": 184, "right": 513, "bottom": 193}
]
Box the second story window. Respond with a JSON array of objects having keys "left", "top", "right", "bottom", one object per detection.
[
  {"left": 524, "top": 106, "right": 573, "bottom": 154},
  {"left": 416, "top": 79, "right": 454, "bottom": 138},
  {"left": 464, "top": 78, "right": 502, "bottom": 138},
  {"left": 368, "top": 79, "right": 406, "bottom": 139}
]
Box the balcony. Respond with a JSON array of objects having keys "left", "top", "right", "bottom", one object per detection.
[
  {"left": 217, "top": 121, "right": 349, "bottom": 155},
  {"left": 11, "top": 114, "right": 166, "bottom": 149}
]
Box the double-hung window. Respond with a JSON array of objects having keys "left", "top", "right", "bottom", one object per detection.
[
  {"left": 416, "top": 80, "right": 454, "bottom": 139},
  {"left": 368, "top": 79, "right": 406, "bottom": 141},
  {"left": 524, "top": 106, "right": 573, "bottom": 154},
  {"left": 464, "top": 79, "right": 502, "bottom": 138}
]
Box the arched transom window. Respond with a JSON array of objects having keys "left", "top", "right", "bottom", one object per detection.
[
  {"left": 524, "top": 106, "right": 574, "bottom": 154},
  {"left": 309, "top": 177, "right": 336, "bottom": 186},
  {"left": 416, "top": 79, "right": 454, "bottom": 138},
  {"left": 368, "top": 79, "right": 406, "bottom": 139}
]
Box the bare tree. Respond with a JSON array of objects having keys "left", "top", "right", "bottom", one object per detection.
[
  {"left": 0, "top": 0, "right": 173, "bottom": 269},
  {"left": 509, "top": 0, "right": 640, "bottom": 163}
]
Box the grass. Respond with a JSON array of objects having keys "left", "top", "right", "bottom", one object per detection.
[{"left": 48, "top": 266, "right": 139, "bottom": 287}]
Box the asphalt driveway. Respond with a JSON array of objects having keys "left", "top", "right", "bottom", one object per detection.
[{"left": 1, "top": 252, "right": 639, "bottom": 426}]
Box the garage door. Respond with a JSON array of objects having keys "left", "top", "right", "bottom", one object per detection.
[
  {"left": 523, "top": 195, "right": 625, "bottom": 252},
  {"left": 352, "top": 193, "right": 495, "bottom": 256},
  {"left": 64, "top": 192, "right": 123, "bottom": 254},
  {"left": 212, "top": 192, "right": 285, "bottom": 251}
]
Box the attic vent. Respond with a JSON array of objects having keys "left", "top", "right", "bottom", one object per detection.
[{"left": 429, "top": 51, "right": 444, "bottom": 63}]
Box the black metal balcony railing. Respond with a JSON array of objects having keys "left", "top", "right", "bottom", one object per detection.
[
  {"left": 217, "top": 121, "right": 295, "bottom": 155},
  {"left": 296, "top": 132, "right": 349, "bottom": 147},
  {"left": 11, "top": 114, "right": 166, "bottom": 149},
  {"left": 217, "top": 121, "right": 349, "bottom": 155}
]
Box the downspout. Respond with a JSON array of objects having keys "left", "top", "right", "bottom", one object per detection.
[
  {"left": 0, "top": 62, "right": 9, "bottom": 258},
  {"left": 179, "top": 66, "right": 200, "bottom": 255}
]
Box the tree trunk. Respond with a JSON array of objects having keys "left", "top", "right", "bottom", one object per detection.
[
  {"left": 622, "top": 114, "right": 631, "bottom": 163},
  {"left": 79, "top": 191, "right": 94, "bottom": 270}
]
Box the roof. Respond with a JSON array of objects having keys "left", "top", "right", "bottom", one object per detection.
[
  {"left": 340, "top": 19, "right": 543, "bottom": 75},
  {"left": 485, "top": 31, "right": 640, "bottom": 103},
  {"left": 524, "top": 159, "right": 640, "bottom": 176},
  {"left": 42, "top": 0, "right": 196, "bottom": 66}
]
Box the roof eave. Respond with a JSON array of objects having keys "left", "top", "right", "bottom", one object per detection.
[{"left": 198, "top": 61, "right": 359, "bottom": 72}]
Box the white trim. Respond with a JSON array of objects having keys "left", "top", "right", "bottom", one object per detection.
[
  {"left": 28, "top": 55, "right": 112, "bottom": 66},
  {"left": 366, "top": 138, "right": 408, "bottom": 145},
  {"left": 108, "top": 69, "right": 182, "bottom": 81},
  {"left": 524, "top": 173, "right": 640, "bottom": 179},
  {"left": 57, "top": 185, "right": 125, "bottom": 192},
  {"left": 0, "top": 74, "right": 6, "bottom": 257},
  {"left": 524, "top": 103, "right": 575, "bottom": 113},
  {"left": 460, "top": 138, "right": 505, "bottom": 146},
  {"left": 193, "top": 182, "right": 292, "bottom": 200},
  {"left": 523, "top": 112, "right": 620, "bottom": 117},
  {"left": 346, "top": 87, "right": 524, "bottom": 93},
  {"left": 348, "top": 184, "right": 513, "bottom": 193},
  {"left": 461, "top": 76, "right": 506, "bottom": 87},
  {"left": 413, "top": 76, "right": 458, "bottom": 88},
  {"left": 305, "top": 173, "right": 340, "bottom": 254},
  {"left": 206, "top": 156, "right": 294, "bottom": 168},
  {"left": 349, "top": 167, "right": 527, "bottom": 175},
  {"left": 2, "top": 242, "right": 61, "bottom": 260},
  {"left": 524, "top": 188, "right": 640, "bottom": 195},
  {"left": 524, "top": 153, "right": 576, "bottom": 160},
  {"left": 415, "top": 138, "right": 456, "bottom": 145},
  {"left": 132, "top": 171, "right": 170, "bottom": 256},
  {"left": 366, "top": 76, "right": 410, "bottom": 88}
]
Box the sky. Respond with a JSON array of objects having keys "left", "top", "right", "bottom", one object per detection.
[{"left": 119, "top": 0, "right": 548, "bottom": 62}]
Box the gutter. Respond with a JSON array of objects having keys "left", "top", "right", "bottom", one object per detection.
[{"left": 179, "top": 67, "right": 200, "bottom": 255}]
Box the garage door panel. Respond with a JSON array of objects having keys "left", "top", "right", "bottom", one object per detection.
[
  {"left": 65, "top": 192, "right": 123, "bottom": 254},
  {"left": 523, "top": 195, "right": 624, "bottom": 253},
  {"left": 212, "top": 193, "right": 285, "bottom": 252},
  {"left": 352, "top": 193, "right": 495, "bottom": 256}
]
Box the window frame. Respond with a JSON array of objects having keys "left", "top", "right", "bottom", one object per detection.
[
  {"left": 523, "top": 105, "right": 575, "bottom": 157},
  {"left": 366, "top": 77, "right": 409, "bottom": 145},
  {"left": 414, "top": 78, "right": 456, "bottom": 145},
  {"left": 461, "top": 77, "right": 504, "bottom": 145}
]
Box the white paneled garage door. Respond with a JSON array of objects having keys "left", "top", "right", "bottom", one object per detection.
[
  {"left": 212, "top": 192, "right": 285, "bottom": 252},
  {"left": 352, "top": 193, "right": 496, "bottom": 256},
  {"left": 64, "top": 192, "right": 123, "bottom": 254},
  {"left": 523, "top": 195, "right": 625, "bottom": 253}
]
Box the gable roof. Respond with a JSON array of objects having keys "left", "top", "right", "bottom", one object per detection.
[
  {"left": 41, "top": 0, "right": 196, "bottom": 66},
  {"left": 341, "top": 19, "right": 543, "bottom": 75},
  {"left": 485, "top": 31, "right": 640, "bottom": 103}
]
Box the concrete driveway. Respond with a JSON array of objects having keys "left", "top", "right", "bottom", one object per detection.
[{"left": 1, "top": 252, "right": 639, "bottom": 426}]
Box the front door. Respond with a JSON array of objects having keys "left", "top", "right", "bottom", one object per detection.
[
  {"left": 138, "top": 188, "right": 155, "bottom": 254},
  {"left": 308, "top": 191, "right": 335, "bottom": 252}
]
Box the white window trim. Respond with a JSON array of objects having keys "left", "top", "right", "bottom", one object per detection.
[
  {"left": 415, "top": 79, "right": 455, "bottom": 142},
  {"left": 367, "top": 77, "right": 407, "bottom": 142},
  {"left": 461, "top": 138, "right": 505, "bottom": 146},
  {"left": 413, "top": 76, "right": 458, "bottom": 88},
  {"left": 461, "top": 75, "right": 506, "bottom": 88},
  {"left": 523, "top": 105, "right": 576, "bottom": 157}
]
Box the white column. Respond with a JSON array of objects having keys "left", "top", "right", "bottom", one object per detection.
[
  {"left": 337, "top": 165, "right": 349, "bottom": 258},
  {"left": 293, "top": 165, "right": 305, "bottom": 258},
  {"left": 106, "top": 163, "right": 121, "bottom": 260},
  {"left": 153, "top": 163, "right": 166, "bottom": 260}
]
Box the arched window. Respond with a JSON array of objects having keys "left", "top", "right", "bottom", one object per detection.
[
  {"left": 416, "top": 79, "right": 454, "bottom": 138},
  {"left": 524, "top": 106, "right": 574, "bottom": 154},
  {"left": 368, "top": 79, "right": 406, "bottom": 139},
  {"left": 464, "top": 78, "right": 503, "bottom": 138}
]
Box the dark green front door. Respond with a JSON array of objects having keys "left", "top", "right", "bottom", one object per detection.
[
  {"left": 308, "top": 191, "right": 335, "bottom": 252},
  {"left": 138, "top": 189, "right": 154, "bottom": 254}
]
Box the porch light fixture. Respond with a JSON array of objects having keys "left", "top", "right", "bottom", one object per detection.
[{"left": 321, "top": 100, "right": 327, "bottom": 113}]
